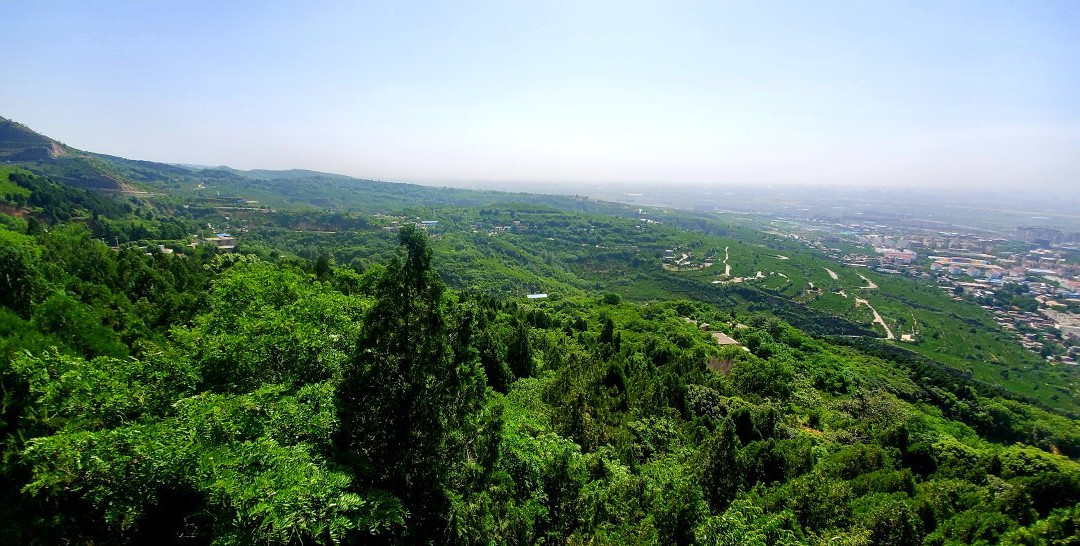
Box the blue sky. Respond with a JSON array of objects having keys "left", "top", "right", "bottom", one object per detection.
[{"left": 3, "top": 1, "right": 1078, "bottom": 189}]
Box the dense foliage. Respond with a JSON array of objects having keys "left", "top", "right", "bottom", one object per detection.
[{"left": 1, "top": 166, "right": 1079, "bottom": 544}]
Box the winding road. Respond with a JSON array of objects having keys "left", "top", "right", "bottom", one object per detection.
[{"left": 855, "top": 297, "right": 895, "bottom": 339}]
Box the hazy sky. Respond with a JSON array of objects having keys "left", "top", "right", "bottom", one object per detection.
[{"left": 3, "top": 1, "right": 1078, "bottom": 189}]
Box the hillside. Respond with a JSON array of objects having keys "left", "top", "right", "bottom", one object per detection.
[
  {"left": 1, "top": 176, "right": 1079, "bottom": 542},
  {"left": 234, "top": 203, "right": 1079, "bottom": 415},
  {"left": 0, "top": 117, "right": 67, "bottom": 161},
  {"left": 0, "top": 117, "right": 137, "bottom": 190},
  {"left": 1, "top": 125, "right": 1079, "bottom": 543},
  {"left": 3, "top": 117, "right": 677, "bottom": 225},
  {"left": 2, "top": 116, "right": 1076, "bottom": 413}
]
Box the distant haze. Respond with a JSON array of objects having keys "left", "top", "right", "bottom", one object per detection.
[{"left": 3, "top": 1, "right": 1078, "bottom": 191}]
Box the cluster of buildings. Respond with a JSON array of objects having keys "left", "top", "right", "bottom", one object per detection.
[
  {"left": 1011, "top": 248, "right": 1080, "bottom": 276},
  {"left": 877, "top": 248, "right": 917, "bottom": 265},
  {"left": 989, "top": 307, "right": 1064, "bottom": 353},
  {"left": 846, "top": 247, "right": 918, "bottom": 275},
  {"left": 860, "top": 230, "right": 1003, "bottom": 256},
  {"left": 487, "top": 220, "right": 527, "bottom": 235},
  {"left": 202, "top": 232, "right": 236, "bottom": 251},
  {"left": 937, "top": 265, "right": 1080, "bottom": 364},
  {"left": 768, "top": 214, "right": 1080, "bottom": 364},
  {"left": 1017, "top": 226, "right": 1080, "bottom": 246},
  {"left": 929, "top": 257, "right": 1005, "bottom": 279},
  {"left": 379, "top": 217, "right": 441, "bottom": 232}
]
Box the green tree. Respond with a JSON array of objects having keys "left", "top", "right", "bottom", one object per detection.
[
  {"left": 700, "top": 418, "right": 742, "bottom": 512},
  {"left": 787, "top": 472, "right": 852, "bottom": 531},
  {"left": 0, "top": 229, "right": 46, "bottom": 317},
  {"left": 506, "top": 318, "right": 534, "bottom": 380},
  {"left": 730, "top": 353, "right": 795, "bottom": 400},
  {"left": 314, "top": 253, "right": 332, "bottom": 280},
  {"left": 335, "top": 225, "right": 490, "bottom": 540},
  {"left": 176, "top": 259, "right": 363, "bottom": 391}
]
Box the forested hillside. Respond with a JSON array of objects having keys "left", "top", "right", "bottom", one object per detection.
[
  {"left": 233, "top": 203, "right": 1079, "bottom": 415},
  {"left": 2, "top": 158, "right": 1080, "bottom": 543},
  {"left": 6, "top": 116, "right": 1072, "bottom": 414}
]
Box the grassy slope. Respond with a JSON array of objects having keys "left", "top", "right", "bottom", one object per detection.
[{"left": 0, "top": 166, "right": 31, "bottom": 198}]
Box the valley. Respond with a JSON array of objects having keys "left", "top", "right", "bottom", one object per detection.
[{"left": 1, "top": 118, "right": 1079, "bottom": 544}]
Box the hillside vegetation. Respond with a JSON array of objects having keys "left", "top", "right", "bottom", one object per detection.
[
  {"left": 1, "top": 161, "right": 1079, "bottom": 544},
  {"left": 11, "top": 113, "right": 1064, "bottom": 414}
]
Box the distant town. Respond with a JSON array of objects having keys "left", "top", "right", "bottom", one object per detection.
[{"left": 768, "top": 213, "right": 1080, "bottom": 366}]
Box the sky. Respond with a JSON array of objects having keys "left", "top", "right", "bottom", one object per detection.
[{"left": 2, "top": 1, "right": 1078, "bottom": 190}]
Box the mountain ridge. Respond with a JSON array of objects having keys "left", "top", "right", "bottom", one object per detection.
[
  {"left": 1, "top": 116, "right": 452, "bottom": 198},
  {"left": 0, "top": 116, "right": 69, "bottom": 161}
]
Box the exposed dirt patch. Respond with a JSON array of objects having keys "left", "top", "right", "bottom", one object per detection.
[{"left": 707, "top": 358, "right": 734, "bottom": 375}]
